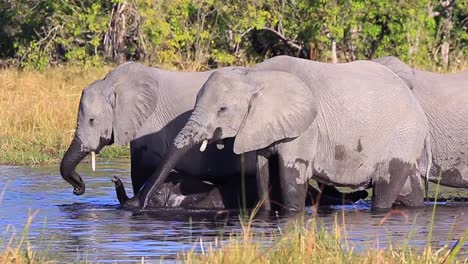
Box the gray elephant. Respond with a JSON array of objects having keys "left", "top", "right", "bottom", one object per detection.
[
  {"left": 375, "top": 57, "right": 468, "bottom": 189},
  {"left": 59, "top": 61, "right": 367, "bottom": 208},
  {"left": 59, "top": 62, "right": 258, "bottom": 196},
  {"left": 122, "top": 55, "right": 431, "bottom": 211}
]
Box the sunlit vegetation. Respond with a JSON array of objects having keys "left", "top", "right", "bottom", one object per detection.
[
  {"left": 182, "top": 215, "right": 467, "bottom": 264},
  {"left": 0, "top": 67, "right": 130, "bottom": 165},
  {"left": 0, "top": 0, "right": 466, "bottom": 165},
  {"left": 0, "top": 0, "right": 466, "bottom": 71},
  {"left": 1, "top": 211, "right": 466, "bottom": 263}
]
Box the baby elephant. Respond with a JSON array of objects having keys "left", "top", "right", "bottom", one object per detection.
[
  {"left": 112, "top": 175, "right": 368, "bottom": 209},
  {"left": 128, "top": 56, "right": 431, "bottom": 211}
]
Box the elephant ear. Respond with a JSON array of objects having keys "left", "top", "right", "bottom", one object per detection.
[
  {"left": 233, "top": 71, "right": 317, "bottom": 154},
  {"left": 374, "top": 56, "right": 415, "bottom": 90},
  {"left": 111, "top": 63, "right": 158, "bottom": 145}
]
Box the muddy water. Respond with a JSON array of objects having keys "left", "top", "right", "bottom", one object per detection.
[{"left": 0, "top": 160, "right": 466, "bottom": 263}]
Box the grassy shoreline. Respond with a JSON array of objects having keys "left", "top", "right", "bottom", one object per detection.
[{"left": 0, "top": 67, "right": 130, "bottom": 165}]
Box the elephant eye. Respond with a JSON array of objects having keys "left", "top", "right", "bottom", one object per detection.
[
  {"left": 218, "top": 106, "right": 227, "bottom": 115},
  {"left": 89, "top": 118, "right": 95, "bottom": 125}
]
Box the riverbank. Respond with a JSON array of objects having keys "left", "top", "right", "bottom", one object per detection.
[{"left": 0, "top": 67, "right": 130, "bottom": 165}]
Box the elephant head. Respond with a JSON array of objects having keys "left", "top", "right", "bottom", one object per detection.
[
  {"left": 136, "top": 69, "right": 317, "bottom": 208},
  {"left": 60, "top": 62, "right": 158, "bottom": 195}
]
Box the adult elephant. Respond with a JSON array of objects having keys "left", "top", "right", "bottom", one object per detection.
[
  {"left": 375, "top": 57, "right": 468, "bottom": 189},
  {"left": 121, "top": 56, "right": 431, "bottom": 211},
  {"left": 60, "top": 61, "right": 367, "bottom": 207},
  {"left": 59, "top": 62, "right": 257, "bottom": 196}
]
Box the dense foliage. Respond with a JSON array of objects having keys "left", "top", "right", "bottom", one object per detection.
[{"left": 0, "top": 0, "right": 466, "bottom": 70}]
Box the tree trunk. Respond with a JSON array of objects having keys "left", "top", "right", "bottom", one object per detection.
[
  {"left": 438, "top": 0, "right": 454, "bottom": 68},
  {"left": 331, "top": 39, "right": 338, "bottom": 63}
]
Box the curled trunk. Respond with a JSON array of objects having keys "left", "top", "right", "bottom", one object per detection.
[{"left": 60, "top": 136, "right": 88, "bottom": 195}]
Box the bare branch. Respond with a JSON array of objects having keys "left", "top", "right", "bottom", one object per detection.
[{"left": 261, "top": 26, "right": 303, "bottom": 51}]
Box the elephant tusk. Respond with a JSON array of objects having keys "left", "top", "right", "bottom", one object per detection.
[
  {"left": 216, "top": 143, "right": 224, "bottom": 150},
  {"left": 91, "top": 151, "right": 96, "bottom": 172},
  {"left": 200, "top": 140, "right": 208, "bottom": 152},
  {"left": 201, "top": 180, "right": 215, "bottom": 185}
]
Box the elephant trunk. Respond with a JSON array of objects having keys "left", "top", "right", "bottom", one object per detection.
[
  {"left": 60, "top": 136, "right": 88, "bottom": 195},
  {"left": 138, "top": 121, "right": 202, "bottom": 208}
]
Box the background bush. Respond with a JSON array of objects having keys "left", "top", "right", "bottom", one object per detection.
[{"left": 0, "top": 0, "right": 466, "bottom": 70}]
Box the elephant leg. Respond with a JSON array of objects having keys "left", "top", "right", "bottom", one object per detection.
[
  {"left": 130, "top": 144, "right": 158, "bottom": 194},
  {"left": 372, "top": 159, "right": 416, "bottom": 210},
  {"left": 257, "top": 155, "right": 271, "bottom": 211},
  {"left": 278, "top": 157, "right": 308, "bottom": 212},
  {"left": 396, "top": 174, "right": 425, "bottom": 207}
]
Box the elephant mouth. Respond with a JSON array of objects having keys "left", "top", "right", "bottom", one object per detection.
[{"left": 199, "top": 128, "right": 224, "bottom": 152}]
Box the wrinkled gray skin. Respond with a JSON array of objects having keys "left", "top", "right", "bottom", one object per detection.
[
  {"left": 60, "top": 61, "right": 363, "bottom": 208},
  {"left": 375, "top": 57, "right": 468, "bottom": 189},
  {"left": 126, "top": 56, "right": 431, "bottom": 211},
  {"left": 59, "top": 62, "right": 257, "bottom": 198}
]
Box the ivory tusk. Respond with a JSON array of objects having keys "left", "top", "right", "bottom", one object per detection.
[
  {"left": 200, "top": 140, "right": 208, "bottom": 152},
  {"left": 91, "top": 151, "right": 96, "bottom": 172},
  {"left": 216, "top": 143, "right": 224, "bottom": 150}
]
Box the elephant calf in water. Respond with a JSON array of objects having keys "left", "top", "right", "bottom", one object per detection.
[
  {"left": 112, "top": 174, "right": 368, "bottom": 209},
  {"left": 121, "top": 56, "right": 431, "bottom": 211}
]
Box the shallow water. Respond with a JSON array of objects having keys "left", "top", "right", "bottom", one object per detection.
[{"left": 0, "top": 160, "right": 466, "bottom": 263}]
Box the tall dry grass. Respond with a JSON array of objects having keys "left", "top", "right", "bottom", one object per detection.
[
  {"left": 182, "top": 215, "right": 468, "bottom": 264},
  {"left": 0, "top": 66, "right": 130, "bottom": 165}
]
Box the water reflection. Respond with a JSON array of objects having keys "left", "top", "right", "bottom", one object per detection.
[{"left": 0, "top": 161, "right": 466, "bottom": 262}]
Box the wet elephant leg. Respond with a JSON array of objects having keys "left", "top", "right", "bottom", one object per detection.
[
  {"left": 372, "top": 159, "right": 416, "bottom": 210},
  {"left": 257, "top": 155, "right": 272, "bottom": 211},
  {"left": 396, "top": 174, "right": 425, "bottom": 207},
  {"left": 278, "top": 157, "right": 308, "bottom": 212},
  {"left": 130, "top": 142, "right": 158, "bottom": 194}
]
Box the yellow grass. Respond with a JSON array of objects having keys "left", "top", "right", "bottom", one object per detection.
[
  {"left": 0, "top": 210, "right": 51, "bottom": 264},
  {"left": 1, "top": 209, "right": 466, "bottom": 263},
  {"left": 0, "top": 66, "right": 129, "bottom": 165},
  {"left": 182, "top": 214, "right": 468, "bottom": 264}
]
